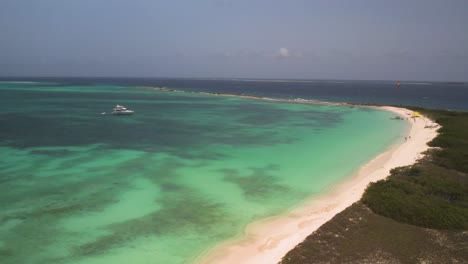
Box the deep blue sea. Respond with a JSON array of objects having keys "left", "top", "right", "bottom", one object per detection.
[{"left": 2, "top": 77, "right": 466, "bottom": 111}]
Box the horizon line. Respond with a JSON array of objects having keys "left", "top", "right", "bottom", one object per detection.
[{"left": 0, "top": 76, "right": 466, "bottom": 84}]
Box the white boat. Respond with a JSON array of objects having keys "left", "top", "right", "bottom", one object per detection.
[{"left": 112, "top": 105, "right": 134, "bottom": 115}]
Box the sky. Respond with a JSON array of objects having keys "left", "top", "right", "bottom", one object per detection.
[{"left": 1, "top": 0, "right": 467, "bottom": 81}]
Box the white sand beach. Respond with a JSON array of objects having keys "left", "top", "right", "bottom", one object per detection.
[{"left": 195, "top": 106, "right": 439, "bottom": 264}]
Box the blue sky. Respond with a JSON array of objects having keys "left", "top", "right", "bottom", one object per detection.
[{"left": 1, "top": 0, "right": 467, "bottom": 81}]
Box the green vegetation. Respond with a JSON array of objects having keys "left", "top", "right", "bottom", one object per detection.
[
  {"left": 362, "top": 108, "right": 468, "bottom": 229},
  {"left": 280, "top": 203, "right": 468, "bottom": 264},
  {"left": 281, "top": 107, "right": 468, "bottom": 263}
]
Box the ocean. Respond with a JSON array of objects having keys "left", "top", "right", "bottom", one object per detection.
[
  {"left": 0, "top": 79, "right": 465, "bottom": 263},
  {"left": 2, "top": 77, "right": 466, "bottom": 110}
]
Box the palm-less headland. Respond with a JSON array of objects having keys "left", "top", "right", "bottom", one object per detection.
[{"left": 0, "top": 80, "right": 466, "bottom": 264}]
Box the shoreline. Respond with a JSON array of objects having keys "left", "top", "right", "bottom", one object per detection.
[{"left": 194, "top": 106, "right": 439, "bottom": 264}]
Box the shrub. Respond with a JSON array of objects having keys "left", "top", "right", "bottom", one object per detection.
[{"left": 362, "top": 108, "right": 468, "bottom": 230}]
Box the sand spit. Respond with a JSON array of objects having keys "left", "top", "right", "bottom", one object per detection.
[{"left": 138, "top": 86, "right": 350, "bottom": 106}]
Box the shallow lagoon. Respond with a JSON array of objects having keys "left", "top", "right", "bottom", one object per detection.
[{"left": 0, "top": 82, "right": 406, "bottom": 263}]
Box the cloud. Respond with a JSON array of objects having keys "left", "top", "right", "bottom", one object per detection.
[
  {"left": 274, "top": 48, "right": 304, "bottom": 60},
  {"left": 279, "top": 48, "right": 290, "bottom": 58},
  {"left": 212, "top": 48, "right": 304, "bottom": 61}
]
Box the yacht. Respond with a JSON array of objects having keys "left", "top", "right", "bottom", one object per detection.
[{"left": 112, "top": 105, "right": 134, "bottom": 115}]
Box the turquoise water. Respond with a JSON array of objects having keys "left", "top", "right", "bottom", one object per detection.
[{"left": 0, "top": 82, "right": 407, "bottom": 263}]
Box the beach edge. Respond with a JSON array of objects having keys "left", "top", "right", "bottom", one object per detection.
[{"left": 194, "top": 106, "right": 439, "bottom": 264}]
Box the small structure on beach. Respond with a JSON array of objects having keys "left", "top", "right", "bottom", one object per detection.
[
  {"left": 411, "top": 111, "right": 421, "bottom": 118},
  {"left": 391, "top": 115, "right": 404, "bottom": 120}
]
